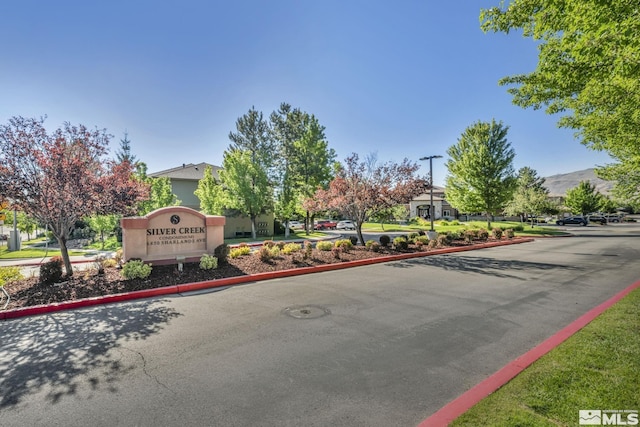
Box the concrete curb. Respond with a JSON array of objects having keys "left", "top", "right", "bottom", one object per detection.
[
  {"left": 1, "top": 238, "right": 533, "bottom": 320},
  {"left": 418, "top": 278, "right": 640, "bottom": 426}
]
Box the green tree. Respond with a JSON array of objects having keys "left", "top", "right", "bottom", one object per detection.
[
  {"left": 270, "top": 104, "right": 336, "bottom": 235},
  {"left": 504, "top": 167, "right": 551, "bottom": 226},
  {"left": 135, "top": 162, "right": 181, "bottom": 215},
  {"left": 4, "top": 210, "right": 39, "bottom": 241},
  {"left": 228, "top": 107, "right": 274, "bottom": 176},
  {"left": 480, "top": 1, "right": 640, "bottom": 203},
  {"left": 445, "top": 119, "right": 517, "bottom": 229},
  {"left": 115, "top": 131, "right": 137, "bottom": 164},
  {"left": 219, "top": 149, "right": 272, "bottom": 239},
  {"left": 564, "top": 181, "right": 604, "bottom": 216},
  {"left": 86, "top": 214, "right": 119, "bottom": 249},
  {"left": 194, "top": 165, "right": 226, "bottom": 215}
]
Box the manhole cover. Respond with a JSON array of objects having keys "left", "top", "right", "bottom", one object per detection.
[{"left": 282, "top": 305, "right": 331, "bottom": 319}]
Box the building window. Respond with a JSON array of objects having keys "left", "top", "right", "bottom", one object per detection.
[{"left": 443, "top": 209, "right": 450, "bottom": 218}]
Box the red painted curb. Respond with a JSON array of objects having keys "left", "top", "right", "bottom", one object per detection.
[
  {"left": 1, "top": 238, "right": 533, "bottom": 320},
  {"left": 418, "top": 278, "right": 640, "bottom": 427}
]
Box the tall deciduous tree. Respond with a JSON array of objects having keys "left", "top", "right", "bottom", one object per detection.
[
  {"left": 135, "top": 162, "right": 181, "bottom": 215},
  {"left": 219, "top": 149, "right": 272, "bottom": 239},
  {"left": 194, "top": 165, "right": 227, "bottom": 215},
  {"left": 0, "top": 116, "right": 149, "bottom": 275},
  {"left": 564, "top": 181, "right": 604, "bottom": 216},
  {"left": 504, "top": 167, "right": 551, "bottom": 226},
  {"left": 445, "top": 120, "right": 517, "bottom": 229},
  {"left": 480, "top": 1, "right": 640, "bottom": 203},
  {"left": 305, "top": 153, "right": 426, "bottom": 245}
]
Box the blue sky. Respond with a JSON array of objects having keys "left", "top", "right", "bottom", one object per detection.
[{"left": 1, "top": 0, "right": 612, "bottom": 186}]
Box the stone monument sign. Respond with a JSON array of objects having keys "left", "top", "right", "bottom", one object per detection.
[{"left": 121, "top": 206, "right": 225, "bottom": 264}]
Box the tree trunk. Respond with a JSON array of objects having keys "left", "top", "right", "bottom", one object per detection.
[
  {"left": 356, "top": 223, "right": 366, "bottom": 246},
  {"left": 56, "top": 235, "right": 74, "bottom": 277},
  {"left": 486, "top": 213, "right": 492, "bottom": 230},
  {"left": 305, "top": 211, "right": 311, "bottom": 235},
  {"left": 284, "top": 220, "right": 290, "bottom": 238},
  {"left": 250, "top": 215, "right": 257, "bottom": 240}
]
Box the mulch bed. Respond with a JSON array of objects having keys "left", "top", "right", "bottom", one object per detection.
[{"left": 1, "top": 239, "right": 511, "bottom": 311}]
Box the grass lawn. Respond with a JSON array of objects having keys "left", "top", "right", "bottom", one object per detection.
[
  {"left": 452, "top": 287, "right": 640, "bottom": 426},
  {"left": 0, "top": 247, "right": 86, "bottom": 259},
  {"left": 223, "top": 231, "right": 327, "bottom": 245},
  {"left": 361, "top": 220, "right": 566, "bottom": 237}
]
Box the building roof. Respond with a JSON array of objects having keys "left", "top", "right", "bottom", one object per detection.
[
  {"left": 412, "top": 185, "right": 446, "bottom": 202},
  {"left": 149, "top": 162, "right": 222, "bottom": 181}
]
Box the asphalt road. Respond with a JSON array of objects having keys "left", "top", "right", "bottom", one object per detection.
[{"left": 1, "top": 223, "right": 639, "bottom": 427}]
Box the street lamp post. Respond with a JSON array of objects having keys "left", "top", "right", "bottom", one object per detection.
[{"left": 419, "top": 155, "right": 443, "bottom": 233}]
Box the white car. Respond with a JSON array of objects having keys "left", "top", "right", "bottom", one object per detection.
[
  {"left": 287, "top": 220, "right": 304, "bottom": 230},
  {"left": 336, "top": 220, "right": 356, "bottom": 230}
]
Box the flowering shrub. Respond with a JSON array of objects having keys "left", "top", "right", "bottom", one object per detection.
[
  {"left": 229, "top": 246, "right": 251, "bottom": 258},
  {"left": 282, "top": 243, "right": 302, "bottom": 255},
  {"left": 316, "top": 241, "right": 333, "bottom": 251}
]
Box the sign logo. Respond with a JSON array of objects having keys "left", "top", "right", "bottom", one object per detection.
[
  {"left": 580, "top": 410, "right": 602, "bottom": 425},
  {"left": 580, "top": 410, "right": 638, "bottom": 425},
  {"left": 170, "top": 214, "right": 181, "bottom": 225}
]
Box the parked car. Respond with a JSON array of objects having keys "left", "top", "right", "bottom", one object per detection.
[
  {"left": 287, "top": 220, "right": 304, "bottom": 230},
  {"left": 336, "top": 220, "right": 356, "bottom": 230},
  {"left": 587, "top": 214, "right": 607, "bottom": 225},
  {"left": 605, "top": 214, "right": 621, "bottom": 223},
  {"left": 314, "top": 220, "right": 337, "bottom": 230},
  {"left": 556, "top": 216, "right": 587, "bottom": 226}
]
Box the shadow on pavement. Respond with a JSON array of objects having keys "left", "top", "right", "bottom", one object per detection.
[
  {"left": 0, "top": 300, "right": 181, "bottom": 409},
  {"left": 386, "top": 254, "right": 581, "bottom": 279}
]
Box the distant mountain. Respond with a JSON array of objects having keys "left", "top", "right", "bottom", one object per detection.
[{"left": 543, "top": 168, "right": 614, "bottom": 197}]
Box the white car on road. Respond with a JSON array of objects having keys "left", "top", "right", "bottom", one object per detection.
[{"left": 336, "top": 220, "right": 356, "bottom": 230}]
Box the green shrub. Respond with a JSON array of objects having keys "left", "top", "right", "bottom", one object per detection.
[
  {"left": 349, "top": 235, "right": 358, "bottom": 245},
  {"left": 365, "top": 240, "right": 381, "bottom": 252},
  {"left": 40, "top": 256, "right": 64, "bottom": 284},
  {"left": 477, "top": 228, "right": 489, "bottom": 241},
  {"left": 451, "top": 220, "right": 460, "bottom": 226},
  {"left": 276, "top": 241, "right": 286, "bottom": 250},
  {"left": 316, "top": 241, "right": 333, "bottom": 251},
  {"left": 199, "top": 254, "right": 218, "bottom": 270},
  {"left": 492, "top": 228, "right": 503, "bottom": 240},
  {"left": 408, "top": 232, "right": 420, "bottom": 240},
  {"left": 437, "top": 233, "right": 451, "bottom": 247},
  {"left": 448, "top": 231, "right": 461, "bottom": 241},
  {"left": 513, "top": 224, "right": 524, "bottom": 232},
  {"left": 0, "top": 266, "right": 23, "bottom": 287},
  {"left": 418, "top": 230, "right": 426, "bottom": 236},
  {"left": 415, "top": 240, "right": 425, "bottom": 249},
  {"left": 258, "top": 245, "right": 279, "bottom": 261},
  {"left": 229, "top": 246, "right": 251, "bottom": 258},
  {"left": 282, "top": 243, "right": 302, "bottom": 255},
  {"left": 379, "top": 235, "right": 391, "bottom": 246},
  {"left": 122, "top": 259, "right": 152, "bottom": 280},
  {"left": 439, "top": 220, "right": 450, "bottom": 226},
  {"left": 463, "top": 229, "right": 476, "bottom": 243},
  {"left": 393, "top": 236, "right": 408, "bottom": 250},
  {"left": 214, "top": 244, "right": 229, "bottom": 265},
  {"left": 415, "top": 235, "right": 430, "bottom": 244},
  {"left": 505, "top": 228, "right": 515, "bottom": 239},
  {"left": 428, "top": 238, "right": 439, "bottom": 248},
  {"left": 335, "top": 239, "right": 353, "bottom": 251}
]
